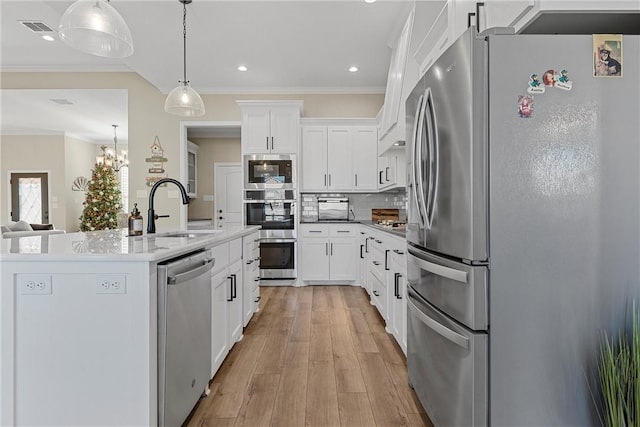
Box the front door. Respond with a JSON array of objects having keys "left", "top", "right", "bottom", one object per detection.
[
  {"left": 214, "top": 163, "right": 242, "bottom": 229},
  {"left": 10, "top": 172, "right": 49, "bottom": 223}
]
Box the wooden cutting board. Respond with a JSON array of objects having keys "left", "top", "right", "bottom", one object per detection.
[{"left": 371, "top": 209, "right": 399, "bottom": 222}]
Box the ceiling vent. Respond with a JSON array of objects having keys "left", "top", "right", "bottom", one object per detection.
[
  {"left": 19, "top": 21, "right": 55, "bottom": 33},
  {"left": 50, "top": 98, "right": 74, "bottom": 106}
]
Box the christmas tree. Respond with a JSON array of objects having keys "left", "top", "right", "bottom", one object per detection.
[{"left": 79, "top": 147, "right": 123, "bottom": 231}]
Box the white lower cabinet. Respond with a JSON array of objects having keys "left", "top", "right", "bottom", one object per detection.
[
  {"left": 387, "top": 237, "right": 407, "bottom": 355},
  {"left": 359, "top": 226, "right": 407, "bottom": 355},
  {"left": 210, "top": 237, "right": 244, "bottom": 377},
  {"left": 242, "top": 231, "right": 260, "bottom": 326},
  {"left": 300, "top": 224, "right": 358, "bottom": 282}
]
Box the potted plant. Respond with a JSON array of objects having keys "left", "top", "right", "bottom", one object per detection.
[{"left": 598, "top": 308, "right": 639, "bottom": 426}]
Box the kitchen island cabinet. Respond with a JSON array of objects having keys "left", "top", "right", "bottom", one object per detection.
[{"left": 0, "top": 226, "right": 259, "bottom": 427}]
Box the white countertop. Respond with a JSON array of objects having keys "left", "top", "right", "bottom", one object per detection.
[{"left": 0, "top": 226, "right": 260, "bottom": 262}]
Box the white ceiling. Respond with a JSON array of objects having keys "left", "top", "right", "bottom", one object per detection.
[{"left": 1, "top": 0, "right": 414, "bottom": 142}]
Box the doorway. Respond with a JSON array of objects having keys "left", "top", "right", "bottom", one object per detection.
[
  {"left": 10, "top": 172, "right": 49, "bottom": 223},
  {"left": 214, "top": 163, "right": 242, "bottom": 229}
]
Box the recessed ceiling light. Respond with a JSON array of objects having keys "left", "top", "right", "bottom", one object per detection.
[
  {"left": 349, "top": 66, "right": 359, "bottom": 73},
  {"left": 42, "top": 35, "right": 55, "bottom": 41},
  {"left": 365, "top": 0, "right": 376, "bottom": 3},
  {"left": 237, "top": 65, "right": 248, "bottom": 72}
]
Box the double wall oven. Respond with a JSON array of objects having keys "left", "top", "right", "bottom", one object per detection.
[{"left": 244, "top": 154, "right": 297, "bottom": 279}]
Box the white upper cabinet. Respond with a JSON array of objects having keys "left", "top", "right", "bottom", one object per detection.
[
  {"left": 480, "top": 0, "right": 639, "bottom": 33},
  {"left": 327, "top": 127, "right": 353, "bottom": 191},
  {"left": 300, "top": 120, "right": 378, "bottom": 193},
  {"left": 480, "top": 0, "right": 534, "bottom": 31},
  {"left": 300, "top": 127, "right": 328, "bottom": 191},
  {"left": 413, "top": 0, "right": 475, "bottom": 78},
  {"left": 378, "top": 9, "right": 414, "bottom": 152},
  {"left": 351, "top": 127, "right": 378, "bottom": 191},
  {"left": 237, "top": 101, "right": 302, "bottom": 154}
]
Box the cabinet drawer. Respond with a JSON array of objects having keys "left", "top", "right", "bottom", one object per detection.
[
  {"left": 230, "top": 238, "right": 242, "bottom": 262},
  {"left": 210, "top": 243, "right": 229, "bottom": 275},
  {"left": 329, "top": 224, "right": 357, "bottom": 237},
  {"left": 300, "top": 224, "right": 329, "bottom": 237}
]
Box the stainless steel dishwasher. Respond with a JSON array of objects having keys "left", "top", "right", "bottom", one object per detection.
[{"left": 158, "top": 249, "right": 214, "bottom": 427}]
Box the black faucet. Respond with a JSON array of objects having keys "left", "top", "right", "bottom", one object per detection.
[{"left": 147, "top": 178, "right": 190, "bottom": 233}]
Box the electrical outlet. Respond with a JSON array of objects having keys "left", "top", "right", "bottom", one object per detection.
[
  {"left": 96, "top": 275, "right": 126, "bottom": 294},
  {"left": 19, "top": 275, "right": 52, "bottom": 295}
]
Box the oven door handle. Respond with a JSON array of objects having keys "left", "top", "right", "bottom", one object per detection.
[
  {"left": 407, "top": 296, "right": 469, "bottom": 349},
  {"left": 259, "top": 238, "right": 297, "bottom": 243}
]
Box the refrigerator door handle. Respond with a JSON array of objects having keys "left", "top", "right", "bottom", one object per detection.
[
  {"left": 407, "top": 295, "right": 469, "bottom": 349},
  {"left": 413, "top": 95, "right": 427, "bottom": 229},
  {"left": 424, "top": 87, "right": 439, "bottom": 229},
  {"left": 408, "top": 249, "right": 468, "bottom": 283}
]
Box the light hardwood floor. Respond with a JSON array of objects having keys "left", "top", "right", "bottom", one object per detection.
[{"left": 186, "top": 285, "right": 433, "bottom": 427}]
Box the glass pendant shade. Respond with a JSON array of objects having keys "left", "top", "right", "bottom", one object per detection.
[
  {"left": 164, "top": 82, "right": 205, "bottom": 117},
  {"left": 58, "top": 0, "right": 134, "bottom": 58}
]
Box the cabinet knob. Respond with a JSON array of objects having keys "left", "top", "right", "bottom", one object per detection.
[{"left": 219, "top": 216, "right": 224, "bottom": 220}]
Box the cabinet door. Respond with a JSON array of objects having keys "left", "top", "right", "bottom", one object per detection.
[
  {"left": 187, "top": 141, "right": 198, "bottom": 197},
  {"left": 211, "top": 269, "right": 230, "bottom": 377},
  {"left": 301, "top": 238, "right": 330, "bottom": 281},
  {"left": 270, "top": 106, "right": 299, "bottom": 153},
  {"left": 481, "top": 0, "right": 534, "bottom": 30},
  {"left": 380, "top": 10, "right": 413, "bottom": 138},
  {"left": 329, "top": 237, "right": 357, "bottom": 281},
  {"left": 327, "top": 127, "right": 353, "bottom": 191},
  {"left": 228, "top": 259, "right": 243, "bottom": 344},
  {"left": 301, "top": 127, "right": 328, "bottom": 191},
  {"left": 352, "top": 127, "right": 378, "bottom": 191},
  {"left": 242, "top": 255, "right": 256, "bottom": 327},
  {"left": 242, "top": 109, "right": 271, "bottom": 153}
]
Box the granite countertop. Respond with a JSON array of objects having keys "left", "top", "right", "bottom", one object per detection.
[{"left": 0, "top": 225, "right": 261, "bottom": 262}]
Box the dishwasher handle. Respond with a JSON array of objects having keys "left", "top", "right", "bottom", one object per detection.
[{"left": 167, "top": 258, "right": 215, "bottom": 285}]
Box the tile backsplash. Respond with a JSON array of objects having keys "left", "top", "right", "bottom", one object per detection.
[{"left": 300, "top": 191, "right": 407, "bottom": 222}]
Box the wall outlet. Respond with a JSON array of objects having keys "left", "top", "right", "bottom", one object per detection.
[
  {"left": 19, "top": 275, "right": 52, "bottom": 295},
  {"left": 96, "top": 275, "right": 127, "bottom": 294}
]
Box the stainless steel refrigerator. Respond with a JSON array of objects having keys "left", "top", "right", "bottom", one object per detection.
[{"left": 406, "top": 27, "right": 640, "bottom": 426}]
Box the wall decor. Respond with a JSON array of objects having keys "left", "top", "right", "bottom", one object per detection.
[
  {"left": 145, "top": 136, "right": 168, "bottom": 187},
  {"left": 72, "top": 176, "right": 89, "bottom": 191}
]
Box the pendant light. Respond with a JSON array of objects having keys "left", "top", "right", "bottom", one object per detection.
[
  {"left": 110, "top": 124, "right": 128, "bottom": 172},
  {"left": 58, "top": 0, "right": 133, "bottom": 58},
  {"left": 164, "top": 0, "right": 205, "bottom": 117}
]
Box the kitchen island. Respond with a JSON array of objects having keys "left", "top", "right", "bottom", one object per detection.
[{"left": 0, "top": 226, "right": 260, "bottom": 426}]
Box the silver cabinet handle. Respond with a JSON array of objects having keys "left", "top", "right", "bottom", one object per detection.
[
  {"left": 373, "top": 290, "right": 379, "bottom": 296},
  {"left": 329, "top": 174, "right": 332, "bottom": 186},
  {"left": 336, "top": 230, "right": 350, "bottom": 233},
  {"left": 393, "top": 249, "right": 405, "bottom": 255},
  {"left": 375, "top": 239, "right": 382, "bottom": 244},
  {"left": 326, "top": 242, "right": 329, "bottom": 256},
  {"left": 407, "top": 297, "right": 469, "bottom": 349},
  {"left": 324, "top": 174, "right": 327, "bottom": 187},
  {"left": 372, "top": 261, "right": 380, "bottom": 266},
  {"left": 330, "top": 242, "right": 333, "bottom": 256},
  {"left": 246, "top": 260, "right": 253, "bottom": 265},
  {"left": 309, "top": 230, "right": 323, "bottom": 233},
  {"left": 266, "top": 136, "right": 269, "bottom": 150},
  {"left": 271, "top": 136, "right": 274, "bottom": 150},
  {"left": 408, "top": 249, "right": 467, "bottom": 283},
  {"left": 355, "top": 173, "right": 358, "bottom": 187}
]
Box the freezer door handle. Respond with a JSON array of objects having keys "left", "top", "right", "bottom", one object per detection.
[
  {"left": 408, "top": 249, "right": 468, "bottom": 283},
  {"left": 407, "top": 295, "right": 469, "bottom": 349}
]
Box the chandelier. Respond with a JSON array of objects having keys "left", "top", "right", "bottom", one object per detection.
[{"left": 98, "top": 124, "right": 128, "bottom": 172}]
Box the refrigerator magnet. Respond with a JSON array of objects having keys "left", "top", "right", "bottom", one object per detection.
[
  {"left": 555, "top": 69, "right": 573, "bottom": 91},
  {"left": 593, "top": 34, "right": 623, "bottom": 77},
  {"left": 527, "top": 73, "right": 545, "bottom": 94},
  {"left": 517, "top": 95, "right": 534, "bottom": 118}
]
